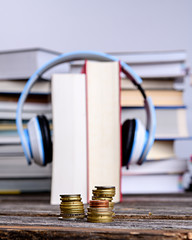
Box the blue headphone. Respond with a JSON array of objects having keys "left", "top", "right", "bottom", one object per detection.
[{"left": 16, "top": 51, "right": 156, "bottom": 167}]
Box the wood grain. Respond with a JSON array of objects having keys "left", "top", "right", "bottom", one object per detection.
[{"left": 0, "top": 193, "right": 191, "bottom": 239}]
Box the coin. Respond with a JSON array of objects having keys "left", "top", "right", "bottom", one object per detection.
[
  {"left": 60, "top": 194, "right": 82, "bottom": 201},
  {"left": 95, "top": 186, "right": 115, "bottom": 189},
  {"left": 92, "top": 190, "right": 114, "bottom": 198},
  {"left": 60, "top": 209, "right": 84, "bottom": 214},
  {"left": 60, "top": 202, "right": 84, "bottom": 206},
  {"left": 87, "top": 215, "right": 113, "bottom": 223},
  {"left": 59, "top": 194, "right": 85, "bottom": 220},
  {"left": 92, "top": 196, "right": 112, "bottom": 202},
  {"left": 89, "top": 200, "right": 109, "bottom": 208},
  {"left": 87, "top": 209, "right": 113, "bottom": 215}
]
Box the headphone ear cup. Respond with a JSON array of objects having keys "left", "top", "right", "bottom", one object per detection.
[
  {"left": 27, "top": 115, "right": 52, "bottom": 166},
  {"left": 122, "top": 119, "right": 148, "bottom": 167}
]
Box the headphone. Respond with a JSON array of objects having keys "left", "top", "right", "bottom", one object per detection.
[{"left": 16, "top": 51, "right": 156, "bottom": 167}]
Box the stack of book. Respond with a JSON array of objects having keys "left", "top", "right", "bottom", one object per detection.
[
  {"left": 0, "top": 49, "right": 190, "bottom": 195},
  {"left": 0, "top": 48, "right": 69, "bottom": 193},
  {"left": 118, "top": 51, "right": 190, "bottom": 194}
]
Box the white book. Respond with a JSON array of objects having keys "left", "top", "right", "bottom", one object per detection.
[
  {"left": 123, "top": 158, "right": 187, "bottom": 175},
  {"left": 110, "top": 51, "right": 187, "bottom": 64},
  {"left": 70, "top": 51, "right": 187, "bottom": 78},
  {"left": 121, "top": 107, "right": 189, "bottom": 139},
  {"left": 72, "top": 62, "right": 186, "bottom": 78},
  {"left": 0, "top": 156, "right": 52, "bottom": 178},
  {"left": 0, "top": 135, "right": 20, "bottom": 144},
  {"left": 51, "top": 73, "right": 87, "bottom": 204},
  {"left": 70, "top": 51, "right": 187, "bottom": 66},
  {"left": 122, "top": 174, "right": 184, "bottom": 194},
  {"left": 129, "top": 62, "right": 186, "bottom": 78},
  {"left": 0, "top": 48, "right": 70, "bottom": 80},
  {"left": 0, "top": 144, "right": 23, "bottom": 154}
]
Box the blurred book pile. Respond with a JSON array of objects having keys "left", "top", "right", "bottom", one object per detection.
[
  {"left": 0, "top": 48, "right": 191, "bottom": 194},
  {"left": 0, "top": 48, "right": 69, "bottom": 193},
  {"left": 118, "top": 51, "right": 191, "bottom": 194}
]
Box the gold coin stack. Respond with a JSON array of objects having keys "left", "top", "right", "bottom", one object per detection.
[
  {"left": 87, "top": 200, "right": 113, "bottom": 223},
  {"left": 59, "top": 194, "right": 85, "bottom": 220},
  {"left": 92, "top": 186, "right": 116, "bottom": 213}
]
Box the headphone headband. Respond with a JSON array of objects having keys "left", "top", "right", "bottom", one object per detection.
[{"left": 16, "top": 51, "right": 156, "bottom": 165}]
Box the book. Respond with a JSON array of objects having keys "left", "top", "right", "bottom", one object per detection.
[
  {"left": 147, "top": 140, "right": 175, "bottom": 160},
  {"left": 0, "top": 178, "right": 51, "bottom": 193},
  {"left": 85, "top": 61, "right": 121, "bottom": 203},
  {"left": 121, "top": 106, "right": 189, "bottom": 139},
  {"left": 0, "top": 94, "right": 52, "bottom": 120},
  {"left": 0, "top": 120, "right": 52, "bottom": 131},
  {"left": 51, "top": 61, "right": 121, "bottom": 204},
  {"left": 174, "top": 139, "right": 192, "bottom": 159},
  {"left": 0, "top": 48, "right": 70, "bottom": 80},
  {"left": 0, "top": 93, "right": 51, "bottom": 103},
  {"left": 123, "top": 158, "right": 187, "bottom": 175},
  {"left": 0, "top": 79, "right": 51, "bottom": 94},
  {"left": 0, "top": 135, "right": 20, "bottom": 144},
  {"left": 110, "top": 51, "right": 187, "bottom": 64},
  {"left": 0, "top": 155, "right": 52, "bottom": 177},
  {"left": 121, "top": 89, "right": 184, "bottom": 107},
  {"left": 122, "top": 173, "right": 183, "bottom": 194},
  {"left": 0, "top": 101, "right": 52, "bottom": 112},
  {"left": 70, "top": 51, "right": 187, "bottom": 78},
  {"left": 0, "top": 111, "right": 52, "bottom": 120},
  {"left": 123, "top": 62, "right": 186, "bottom": 78},
  {"left": 0, "top": 144, "right": 23, "bottom": 155},
  {"left": 121, "top": 77, "right": 185, "bottom": 91}
]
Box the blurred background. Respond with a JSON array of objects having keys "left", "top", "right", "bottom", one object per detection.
[
  {"left": 0, "top": 0, "right": 191, "bottom": 62},
  {"left": 0, "top": 0, "right": 192, "bottom": 195}
]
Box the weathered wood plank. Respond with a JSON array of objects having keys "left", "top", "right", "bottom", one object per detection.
[
  {"left": 0, "top": 193, "right": 191, "bottom": 239},
  {"left": 0, "top": 225, "right": 191, "bottom": 240}
]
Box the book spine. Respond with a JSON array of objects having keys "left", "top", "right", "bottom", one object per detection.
[
  {"left": 84, "top": 60, "right": 89, "bottom": 203},
  {"left": 119, "top": 61, "right": 122, "bottom": 202}
]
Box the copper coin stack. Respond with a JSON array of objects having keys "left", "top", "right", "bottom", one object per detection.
[
  {"left": 59, "top": 194, "right": 85, "bottom": 220},
  {"left": 92, "top": 186, "right": 116, "bottom": 214},
  {"left": 87, "top": 200, "right": 113, "bottom": 223}
]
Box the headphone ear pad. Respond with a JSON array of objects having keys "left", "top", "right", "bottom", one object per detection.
[
  {"left": 37, "top": 115, "right": 52, "bottom": 165},
  {"left": 27, "top": 115, "right": 52, "bottom": 166},
  {"left": 122, "top": 119, "right": 136, "bottom": 166},
  {"left": 122, "top": 119, "right": 148, "bottom": 166}
]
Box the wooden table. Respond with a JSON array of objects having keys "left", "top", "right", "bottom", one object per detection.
[{"left": 0, "top": 193, "right": 192, "bottom": 239}]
